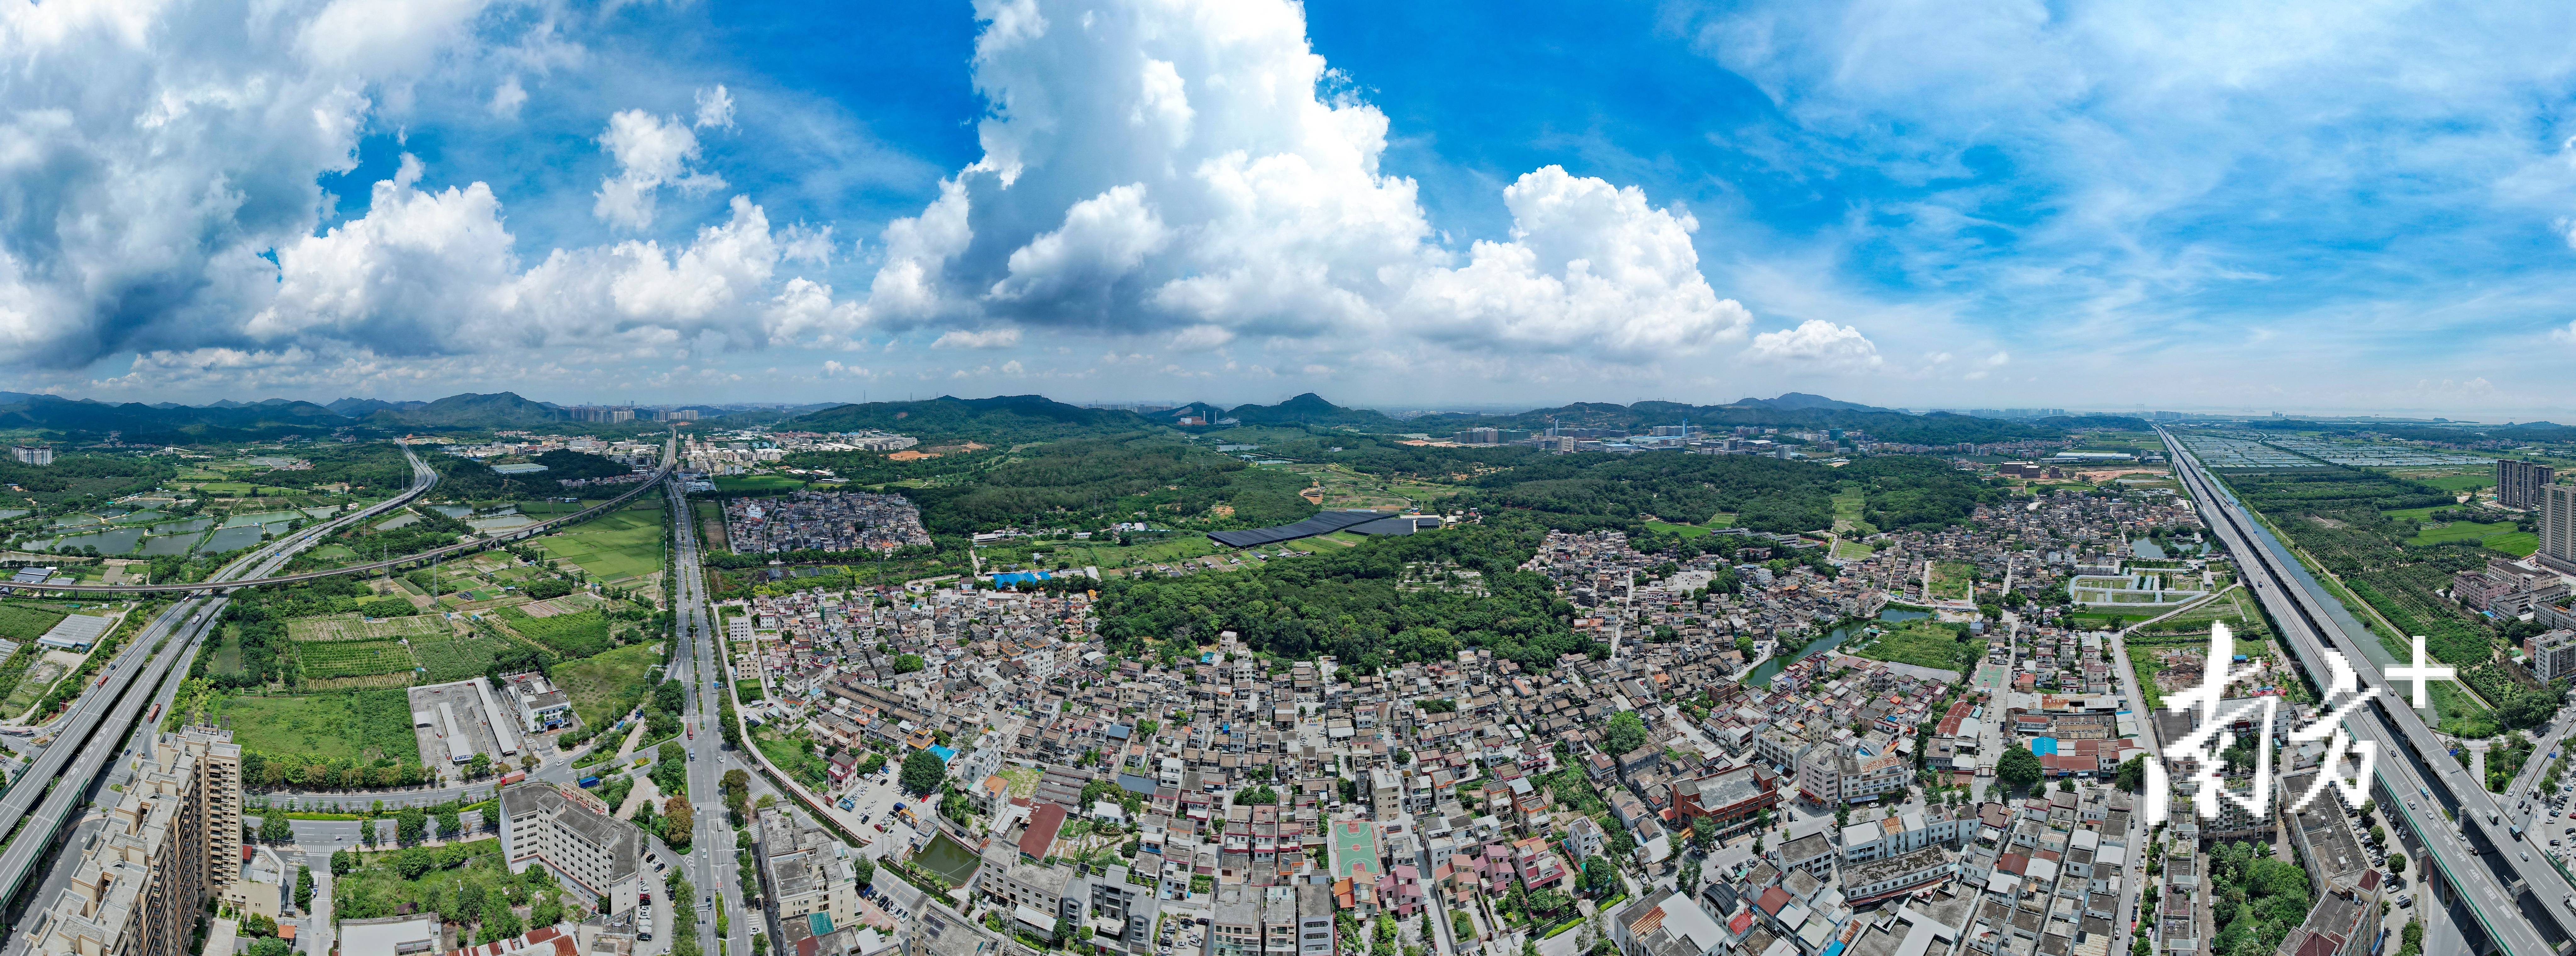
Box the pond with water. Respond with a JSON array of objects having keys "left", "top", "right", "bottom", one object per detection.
[
  {"left": 149, "top": 517, "right": 214, "bottom": 535},
  {"left": 222, "top": 510, "right": 303, "bottom": 528},
  {"left": 430, "top": 505, "right": 474, "bottom": 518},
  {"left": 1746, "top": 607, "right": 1935, "bottom": 687},
  {"left": 914, "top": 831, "right": 983, "bottom": 885},
  {"left": 197, "top": 525, "right": 266, "bottom": 553},
  {"left": 468, "top": 514, "right": 541, "bottom": 533},
  {"left": 139, "top": 534, "right": 203, "bottom": 556},
  {"left": 45, "top": 526, "right": 146, "bottom": 555}
]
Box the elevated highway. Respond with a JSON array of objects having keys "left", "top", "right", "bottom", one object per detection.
[
  {"left": 2162, "top": 425, "right": 2571, "bottom": 955},
  {"left": 14, "top": 436, "right": 674, "bottom": 594},
  {"left": 0, "top": 444, "right": 440, "bottom": 923}
]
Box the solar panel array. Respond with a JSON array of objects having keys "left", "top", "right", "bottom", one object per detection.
[
  {"left": 2256, "top": 436, "right": 2490, "bottom": 467},
  {"left": 2173, "top": 431, "right": 2324, "bottom": 468},
  {"left": 1206, "top": 509, "right": 1388, "bottom": 548}
]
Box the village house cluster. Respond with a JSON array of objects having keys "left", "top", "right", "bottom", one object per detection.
[
  {"left": 688, "top": 476, "right": 2413, "bottom": 956},
  {"left": 724, "top": 491, "right": 935, "bottom": 555}
]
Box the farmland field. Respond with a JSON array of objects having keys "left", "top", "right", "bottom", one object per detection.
[
  {"left": 0, "top": 604, "right": 69, "bottom": 642},
  {"left": 406, "top": 625, "right": 538, "bottom": 684},
  {"left": 549, "top": 642, "right": 659, "bottom": 730},
  {"left": 286, "top": 613, "right": 449, "bottom": 642},
  {"left": 211, "top": 689, "right": 421, "bottom": 763},
  {"left": 295, "top": 639, "right": 417, "bottom": 680},
  {"left": 501, "top": 607, "right": 615, "bottom": 658},
  {"left": 532, "top": 503, "right": 663, "bottom": 583}
]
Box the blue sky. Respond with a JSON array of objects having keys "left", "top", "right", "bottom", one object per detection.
[{"left": 8, "top": 0, "right": 2576, "bottom": 418}]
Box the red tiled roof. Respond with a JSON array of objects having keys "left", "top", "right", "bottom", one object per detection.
[
  {"left": 1757, "top": 886, "right": 1792, "bottom": 916},
  {"left": 1021, "top": 803, "right": 1068, "bottom": 858}
]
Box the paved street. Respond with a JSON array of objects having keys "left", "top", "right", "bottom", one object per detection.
[{"left": 667, "top": 476, "right": 755, "bottom": 956}]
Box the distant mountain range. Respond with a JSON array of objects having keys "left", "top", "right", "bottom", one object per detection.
[
  {"left": 0, "top": 386, "right": 2146, "bottom": 447},
  {"left": 784, "top": 392, "right": 2145, "bottom": 446},
  {"left": 0, "top": 390, "right": 832, "bottom": 441}
]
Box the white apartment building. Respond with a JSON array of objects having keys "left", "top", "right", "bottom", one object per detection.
[
  {"left": 758, "top": 807, "right": 864, "bottom": 931},
  {"left": 497, "top": 782, "right": 643, "bottom": 909}
]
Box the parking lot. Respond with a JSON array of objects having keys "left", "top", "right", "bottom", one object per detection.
[
  {"left": 837, "top": 768, "right": 922, "bottom": 855},
  {"left": 408, "top": 679, "right": 511, "bottom": 779}
]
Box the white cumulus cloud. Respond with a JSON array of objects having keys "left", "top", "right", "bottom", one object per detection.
[
  {"left": 862, "top": 0, "right": 1751, "bottom": 361},
  {"left": 1745, "top": 320, "right": 1883, "bottom": 371},
  {"left": 694, "top": 84, "right": 736, "bottom": 130},
  {"left": 932, "top": 327, "right": 1024, "bottom": 349},
  {"left": 593, "top": 109, "right": 726, "bottom": 231}
]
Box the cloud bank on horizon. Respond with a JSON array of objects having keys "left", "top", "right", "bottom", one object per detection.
[{"left": 4, "top": 0, "right": 2576, "bottom": 413}]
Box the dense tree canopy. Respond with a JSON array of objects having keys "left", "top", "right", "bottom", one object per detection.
[
  {"left": 1455, "top": 453, "right": 1999, "bottom": 535},
  {"left": 1096, "top": 517, "right": 1584, "bottom": 672}
]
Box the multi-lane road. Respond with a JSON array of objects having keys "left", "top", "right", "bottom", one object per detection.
[
  {"left": 0, "top": 444, "right": 439, "bottom": 927},
  {"left": 2162, "top": 426, "right": 2570, "bottom": 956},
  {"left": 664, "top": 475, "right": 755, "bottom": 956}
]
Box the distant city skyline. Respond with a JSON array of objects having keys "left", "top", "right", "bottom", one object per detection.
[{"left": 8, "top": 0, "right": 2576, "bottom": 418}]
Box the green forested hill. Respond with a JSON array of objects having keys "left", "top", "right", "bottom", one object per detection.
[{"left": 792, "top": 395, "right": 1156, "bottom": 442}]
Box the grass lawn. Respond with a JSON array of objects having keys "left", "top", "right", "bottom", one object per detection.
[
  {"left": 533, "top": 502, "right": 664, "bottom": 583},
  {"left": 2382, "top": 505, "right": 2444, "bottom": 522},
  {"left": 2406, "top": 520, "right": 2538, "bottom": 555},
  {"left": 2418, "top": 474, "right": 2495, "bottom": 492},
  {"left": 1846, "top": 621, "right": 1979, "bottom": 673},
  {"left": 754, "top": 725, "right": 831, "bottom": 791},
  {"left": 514, "top": 499, "right": 611, "bottom": 516},
  {"left": 1644, "top": 520, "right": 1712, "bottom": 538},
  {"left": 211, "top": 689, "right": 421, "bottom": 762},
  {"left": 1831, "top": 487, "right": 1877, "bottom": 535},
  {"left": 1072, "top": 535, "right": 1224, "bottom": 568},
  {"left": 0, "top": 603, "right": 69, "bottom": 642},
  {"left": 207, "top": 625, "right": 245, "bottom": 675},
  {"left": 2484, "top": 531, "right": 2540, "bottom": 556},
  {"left": 713, "top": 474, "right": 806, "bottom": 493},
  {"left": 548, "top": 642, "right": 658, "bottom": 730},
  {"left": 1831, "top": 539, "right": 1876, "bottom": 560},
  {"left": 1929, "top": 560, "right": 1978, "bottom": 601},
  {"left": 2124, "top": 640, "right": 2181, "bottom": 711}
]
